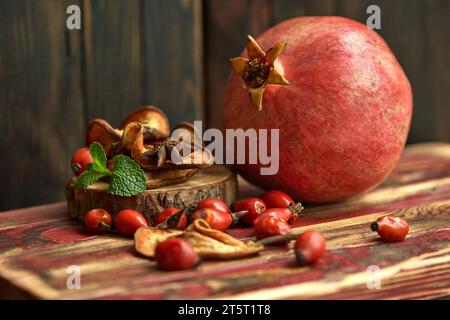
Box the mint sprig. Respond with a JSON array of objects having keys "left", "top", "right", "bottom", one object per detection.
[
  {"left": 75, "top": 143, "right": 146, "bottom": 196},
  {"left": 109, "top": 155, "right": 146, "bottom": 196}
]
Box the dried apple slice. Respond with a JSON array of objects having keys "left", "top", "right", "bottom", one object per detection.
[
  {"left": 121, "top": 105, "right": 170, "bottom": 139},
  {"left": 131, "top": 131, "right": 213, "bottom": 170},
  {"left": 86, "top": 119, "right": 122, "bottom": 154},
  {"left": 108, "top": 122, "right": 143, "bottom": 157},
  {"left": 134, "top": 219, "right": 263, "bottom": 260},
  {"left": 134, "top": 227, "right": 183, "bottom": 258},
  {"left": 172, "top": 122, "right": 202, "bottom": 145}
]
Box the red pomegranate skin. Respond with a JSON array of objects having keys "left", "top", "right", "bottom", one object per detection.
[{"left": 223, "top": 17, "right": 412, "bottom": 203}]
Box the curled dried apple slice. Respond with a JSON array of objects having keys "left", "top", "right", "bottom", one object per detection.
[
  {"left": 134, "top": 219, "right": 263, "bottom": 260},
  {"left": 172, "top": 122, "right": 202, "bottom": 145},
  {"left": 121, "top": 105, "right": 170, "bottom": 139},
  {"left": 131, "top": 124, "right": 214, "bottom": 170},
  {"left": 86, "top": 119, "right": 122, "bottom": 154},
  {"left": 108, "top": 122, "right": 143, "bottom": 157}
]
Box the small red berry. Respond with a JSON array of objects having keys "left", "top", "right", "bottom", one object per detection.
[
  {"left": 195, "top": 198, "right": 231, "bottom": 213},
  {"left": 371, "top": 215, "right": 409, "bottom": 242},
  {"left": 154, "top": 238, "right": 200, "bottom": 271},
  {"left": 84, "top": 208, "right": 112, "bottom": 234},
  {"left": 254, "top": 202, "right": 304, "bottom": 225},
  {"left": 294, "top": 230, "right": 325, "bottom": 266},
  {"left": 71, "top": 147, "right": 93, "bottom": 176},
  {"left": 254, "top": 216, "right": 292, "bottom": 243},
  {"left": 156, "top": 208, "right": 188, "bottom": 230},
  {"left": 261, "top": 190, "right": 294, "bottom": 208},
  {"left": 233, "top": 197, "right": 266, "bottom": 225},
  {"left": 190, "top": 207, "right": 232, "bottom": 231},
  {"left": 114, "top": 209, "right": 148, "bottom": 237}
]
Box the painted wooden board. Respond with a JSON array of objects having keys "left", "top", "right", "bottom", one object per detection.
[{"left": 0, "top": 142, "right": 449, "bottom": 299}]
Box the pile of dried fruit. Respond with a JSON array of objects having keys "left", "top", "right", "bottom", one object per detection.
[{"left": 70, "top": 106, "right": 214, "bottom": 196}]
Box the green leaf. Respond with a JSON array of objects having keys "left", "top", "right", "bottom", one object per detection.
[
  {"left": 89, "top": 142, "right": 110, "bottom": 173},
  {"left": 89, "top": 142, "right": 106, "bottom": 168},
  {"left": 75, "top": 170, "right": 108, "bottom": 189},
  {"left": 109, "top": 155, "right": 146, "bottom": 196}
]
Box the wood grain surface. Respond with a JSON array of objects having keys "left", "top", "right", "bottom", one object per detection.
[{"left": 0, "top": 143, "right": 449, "bottom": 300}]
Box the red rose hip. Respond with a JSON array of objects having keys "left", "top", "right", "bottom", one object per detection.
[
  {"left": 254, "top": 216, "right": 292, "bottom": 243},
  {"left": 195, "top": 198, "right": 231, "bottom": 213},
  {"left": 156, "top": 208, "right": 188, "bottom": 230},
  {"left": 114, "top": 209, "right": 148, "bottom": 237},
  {"left": 71, "top": 147, "right": 93, "bottom": 176},
  {"left": 371, "top": 215, "right": 409, "bottom": 242},
  {"left": 154, "top": 238, "right": 200, "bottom": 271},
  {"left": 294, "top": 230, "right": 326, "bottom": 266},
  {"left": 233, "top": 197, "right": 266, "bottom": 225},
  {"left": 254, "top": 202, "right": 304, "bottom": 225},
  {"left": 261, "top": 190, "right": 294, "bottom": 208},
  {"left": 84, "top": 208, "right": 112, "bottom": 234},
  {"left": 190, "top": 208, "right": 232, "bottom": 231}
]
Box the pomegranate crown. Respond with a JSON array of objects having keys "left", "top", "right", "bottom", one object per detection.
[{"left": 230, "top": 35, "right": 289, "bottom": 111}]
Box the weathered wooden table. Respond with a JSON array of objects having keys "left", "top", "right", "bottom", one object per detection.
[{"left": 0, "top": 143, "right": 449, "bottom": 299}]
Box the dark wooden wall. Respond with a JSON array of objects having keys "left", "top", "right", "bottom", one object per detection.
[
  {"left": 0, "top": 0, "right": 203, "bottom": 211},
  {"left": 1, "top": 0, "right": 449, "bottom": 210}
]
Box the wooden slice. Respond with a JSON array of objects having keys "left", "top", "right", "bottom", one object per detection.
[{"left": 66, "top": 165, "right": 237, "bottom": 224}]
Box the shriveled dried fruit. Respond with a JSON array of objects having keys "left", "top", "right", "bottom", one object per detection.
[
  {"left": 134, "top": 219, "right": 263, "bottom": 260},
  {"left": 121, "top": 105, "right": 170, "bottom": 138},
  {"left": 131, "top": 125, "right": 213, "bottom": 170},
  {"left": 86, "top": 119, "right": 122, "bottom": 154}
]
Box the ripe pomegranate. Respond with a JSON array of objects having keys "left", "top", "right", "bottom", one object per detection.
[{"left": 224, "top": 17, "right": 413, "bottom": 203}]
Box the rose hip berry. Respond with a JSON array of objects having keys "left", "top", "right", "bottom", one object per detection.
[
  {"left": 294, "top": 230, "right": 325, "bottom": 266},
  {"left": 71, "top": 147, "right": 93, "bottom": 176},
  {"left": 371, "top": 215, "right": 409, "bottom": 242},
  {"left": 157, "top": 208, "right": 188, "bottom": 230},
  {"left": 254, "top": 216, "right": 292, "bottom": 243},
  {"left": 154, "top": 238, "right": 200, "bottom": 271},
  {"left": 254, "top": 202, "right": 304, "bottom": 225},
  {"left": 233, "top": 197, "right": 266, "bottom": 225},
  {"left": 195, "top": 198, "right": 231, "bottom": 213},
  {"left": 261, "top": 190, "right": 294, "bottom": 208},
  {"left": 84, "top": 208, "right": 112, "bottom": 234},
  {"left": 190, "top": 207, "right": 232, "bottom": 231},
  {"left": 114, "top": 209, "right": 148, "bottom": 237}
]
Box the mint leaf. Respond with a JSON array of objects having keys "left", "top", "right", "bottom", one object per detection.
[
  {"left": 75, "top": 170, "right": 108, "bottom": 188},
  {"left": 109, "top": 155, "right": 146, "bottom": 196},
  {"left": 89, "top": 142, "right": 110, "bottom": 173},
  {"left": 75, "top": 143, "right": 111, "bottom": 189}
]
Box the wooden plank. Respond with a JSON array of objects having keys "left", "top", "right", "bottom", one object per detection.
[
  {"left": 0, "top": 200, "right": 448, "bottom": 299},
  {"left": 81, "top": 0, "right": 143, "bottom": 125},
  {"left": 203, "top": 0, "right": 273, "bottom": 129},
  {"left": 0, "top": 0, "right": 84, "bottom": 211},
  {"left": 272, "top": 0, "right": 450, "bottom": 143},
  {"left": 140, "top": 0, "right": 204, "bottom": 125},
  {"left": 0, "top": 143, "right": 449, "bottom": 299}
]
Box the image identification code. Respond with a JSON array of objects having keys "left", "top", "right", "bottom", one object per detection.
[{"left": 178, "top": 304, "right": 271, "bottom": 317}]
